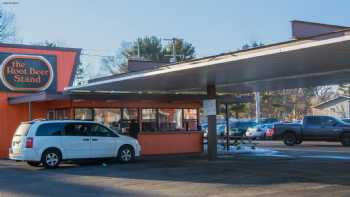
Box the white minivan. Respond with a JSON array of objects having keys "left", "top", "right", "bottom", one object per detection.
[{"left": 9, "top": 120, "right": 141, "bottom": 168}]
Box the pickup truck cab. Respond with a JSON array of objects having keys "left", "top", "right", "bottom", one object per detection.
[{"left": 273, "top": 116, "right": 350, "bottom": 146}]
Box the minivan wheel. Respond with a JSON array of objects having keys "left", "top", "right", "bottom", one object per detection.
[
  {"left": 42, "top": 149, "right": 61, "bottom": 168},
  {"left": 118, "top": 146, "right": 135, "bottom": 163},
  {"left": 26, "top": 161, "right": 41, "bottom": 167},
  {"left": 283, "top": 133, "right": 296, "bottom": 146},
  {"left": 341, "top": 135, "right": 350, "bottom": 146}
]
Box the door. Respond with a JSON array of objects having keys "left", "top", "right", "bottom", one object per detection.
[
  {"left": 320, "top": 116, "right": 342, "bottom": 140},
  {"left": 89, "top": 124, "right": 119, "bottom": 158},
  {"left": 303, "top": 116, "right": 324, "bottom": 140},
  {"left": 61, "top": 123, "right": 91, "bottom": 159}
]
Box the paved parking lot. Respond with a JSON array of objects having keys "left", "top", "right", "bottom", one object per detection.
[{"left": 1, "top": 141, "right": 350, "bottom": 197}]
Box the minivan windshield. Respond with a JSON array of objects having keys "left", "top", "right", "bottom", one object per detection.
[{"left": 14, "top": 123, "right": 32, "bottom": 136}]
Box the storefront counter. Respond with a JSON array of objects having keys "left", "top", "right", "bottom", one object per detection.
[{"left": 138, "top": 131, "right": 203, "bottom": 155}]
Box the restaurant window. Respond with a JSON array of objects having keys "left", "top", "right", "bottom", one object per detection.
[
  {"left": 121, "top": 108, "right": 139, "bottom": 135},
  {"left": 55, "top": 109, "right": 70, "bottom": 120},
  {"left": 47, "top": 109, "right": 70, "bottom": 120},
  {"left": 74, "top": 108, "right": 93, "bottom": 120},
  {"left": 159, "top": 109, "right": 183, "bottom": 131},
  {"left": 183, "top": 109, "right": 198, "bottom": 131},
  {"left": 94, "top": 108, "right": 121, "bottom": 132},
  {"left": 142, "top": 109, "right": 158, "bottom": 132}
]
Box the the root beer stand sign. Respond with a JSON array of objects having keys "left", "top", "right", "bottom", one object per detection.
[{"left": 0, "top": 54, "right": 56, "bottom": 92}]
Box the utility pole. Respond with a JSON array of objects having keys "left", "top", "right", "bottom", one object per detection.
[
  {"left": 255, "top": 91, "right": 261, "bottom": 123},
  {"left": 164, "top": 37, "right": 183, "bottom": 63}
]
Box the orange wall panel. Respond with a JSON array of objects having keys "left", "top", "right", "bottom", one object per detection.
[{"left": 138, "top": 132, "right": 203, "bottom": 155}]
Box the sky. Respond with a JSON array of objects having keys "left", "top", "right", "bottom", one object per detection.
[{"left": 3, "top": 0, "right": 350, "bottom": 77}]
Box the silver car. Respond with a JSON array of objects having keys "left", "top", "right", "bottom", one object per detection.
[{"left": 245, "top": 124, "right": 273, "bottom": 139}]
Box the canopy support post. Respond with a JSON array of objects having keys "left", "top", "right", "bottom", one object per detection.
[
  {"left": 207, "top": 84, "right": 217, "bottom": 161},
  {"left": 28, "top": 101, "right": 32, "bottom": 121}
]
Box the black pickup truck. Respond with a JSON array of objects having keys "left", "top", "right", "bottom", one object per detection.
[{"left": 272, "top": 116, "right": 350, "bottom": 146}]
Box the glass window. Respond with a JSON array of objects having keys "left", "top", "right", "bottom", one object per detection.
[
  {"left": 36, "top": 123, "right": 64, "bottom": 136},
  {"left": 74, "top": 108, "right": 93, "bottom": 120},
  {"left": 322, "top": 116, "right": 337, "bottom": 126},
  {"left": 184, "top": 109, "right": 198, "bottom": 131},
  {"left": 94, "top": 108, "right": 121, "bottom": 131},
  {"left": 64, "top": 123, "right": 89, "bottom": 136},
  {"left": 305, "top": 116, "right": 322, "bottom": 126},
  {"left": 123, "top": 108, "right": 138, "bottom": 120},
  {"left": 159, "top": 109, "right": 184, "bottom": 131},
  {"left": 14, "top": 123, "right": 32, "bottom": 136},
  {"left": 121, "top": 108, "right": 139, "bottom": 135},
  {"left": 55, "top": 109, "right": 70, "bottom": 120},
  {"left": 89, "top": 124, "right": 117, "bottom": 137},
  {"left": 142, "top": 109, "right": 158, "bottom": 132}
]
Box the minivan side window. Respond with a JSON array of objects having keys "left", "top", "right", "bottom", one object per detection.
[
  {"left": 64, "top": 123, "right": 90, "bottom": 136},
  {"left": 36, "top": 123, "right": 65, "bottom": 136},
  {"left": 89, "top": 124, "right": 117, "bottom": 137}
]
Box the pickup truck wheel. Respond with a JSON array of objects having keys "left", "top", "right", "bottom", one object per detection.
[
  {"left": 296, "top": 140, "right": 303, "bottom": 145},
  {"left": 283, "top": 133, "right": 296, "bottom": 146},
  {"left": 341, "top": 136, "right": 350, "bottom": 146}
]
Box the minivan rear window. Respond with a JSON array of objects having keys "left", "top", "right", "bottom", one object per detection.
[
  {"left": 14, "top": 123, "right": 32, "bottom": 136},
  {"left": 36, "top": 123, "right": 65, "bottom": 136}
]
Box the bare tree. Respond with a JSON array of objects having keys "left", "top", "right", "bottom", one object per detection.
[{"left": 0, "top": 8, "right": 15, "bottom": 42}]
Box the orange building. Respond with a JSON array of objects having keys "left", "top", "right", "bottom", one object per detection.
[{"left": 0, "top": 43, "right": 203, "bottom": 158}]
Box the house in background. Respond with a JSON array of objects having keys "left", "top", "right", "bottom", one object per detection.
[{"left": 313, "top": 96, "right": 350, "bottom": 118}]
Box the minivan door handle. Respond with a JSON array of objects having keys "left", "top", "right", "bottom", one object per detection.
[{"left": 82, "top": 138, "right": 90, "bottom": 141}]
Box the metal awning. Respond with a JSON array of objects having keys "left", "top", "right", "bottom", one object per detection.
[
  {"left": 67, "top": 31, "right": 350, "bottom": 94},
  {"left": 8, "top": 91, "right": 253, "bottom": 104}
]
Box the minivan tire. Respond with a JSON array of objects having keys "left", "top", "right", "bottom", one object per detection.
[
  {"left": 341, "top": 135, "right": 350, "bottom": 146},
  {"left": 117, "top": 145, "right": 135, "bottom": 163},
  {"left": 27, "top": 161, "right": 41, "bottom": 167},
  {"left": 42, "top": 149, "right": 61, "bottom": 168},
  {"left": 283, "top": 133, "right": 297, "bottom": 146}
]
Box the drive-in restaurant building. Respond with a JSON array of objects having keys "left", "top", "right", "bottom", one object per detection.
[{"left": 2, "top": 20, "right": 350, "bottom": 159}]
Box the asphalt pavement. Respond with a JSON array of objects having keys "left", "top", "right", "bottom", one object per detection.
[{"left": 0, "top": 141, "right": 350, "bottom": 197}]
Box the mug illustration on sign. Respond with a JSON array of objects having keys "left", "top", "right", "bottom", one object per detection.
[{"left": 0, "top": 55, "right": 54, "bottom": 91}]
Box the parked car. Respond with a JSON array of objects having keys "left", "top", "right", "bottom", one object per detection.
[
  {"left": 246, "top": 123, "right": 274, "bottom": 139},
  {"left": 202, "top": 123, "right": 227, "bottom": 137},
  {"left": 260, "top": 118, "right": 279, "bottom": 124},
  {"left": 342, "top": 118, "right": 350, "bottom": 123},
  {"left": 9, "top": 120, "right": 141, "bottom": 168},
  {"left": 272, "top": 115, "right": 350, "bottom": 146},
  {"left": 230, "top": 120, "right": 257, "bottom": 137}
]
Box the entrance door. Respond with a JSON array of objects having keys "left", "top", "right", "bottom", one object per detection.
[
  {"left": 61, "top": 123, "right": 91, "bottom": 159},
  {"left": 89, "top": 123, "right": 120, "bottom": 158}
]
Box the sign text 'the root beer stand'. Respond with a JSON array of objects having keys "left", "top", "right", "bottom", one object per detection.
[{"left": 0, "top": 53, "right": 56, "bottom": 92}]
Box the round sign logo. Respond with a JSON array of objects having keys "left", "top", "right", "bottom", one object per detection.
[{"left": 0, "top": 55, "right": 54, "bottom": 91}]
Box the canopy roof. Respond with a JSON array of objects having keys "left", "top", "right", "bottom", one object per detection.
[{"left": 67, "top": 30, "right": 350, "bottom": 94}]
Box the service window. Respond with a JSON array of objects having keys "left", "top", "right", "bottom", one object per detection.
[
  {"left": 64, "top": 123, "right": 90, "bottom": 136},
  {"left": 55, "top": 109, "right": 70, "bottom": 120},
  {"left": 183, "top": 109, "right": 198, "bottom": 131},
  {"left": 159, "top": 109, "right": 183, "bottom": 131},
  {"left": 94, "top": 108, "right": 121, "bottom": 131},
  {"left": 36, "top": 123, "right": 65, "bottom": 136},
  {"left": 74, "top": 108, "right": 93, "bottom": 120},
  {"left": 142, "top": 109, "right": 158, "bottom": 132},
  {"left": 121, "top": 108, "right": 139, "bottom": 135}
]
